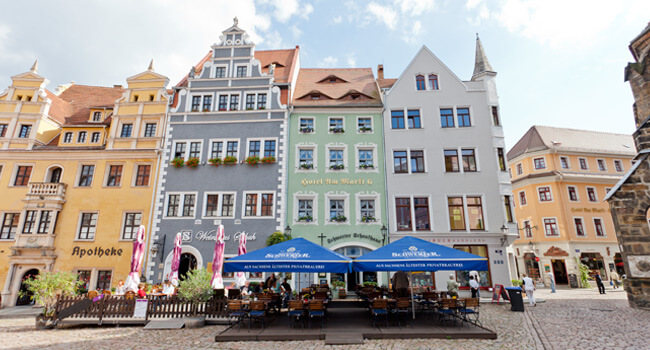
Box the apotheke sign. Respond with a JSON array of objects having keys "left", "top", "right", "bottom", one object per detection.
[{"left": 180, "top": 230, "right": 257, "bottom": 242}]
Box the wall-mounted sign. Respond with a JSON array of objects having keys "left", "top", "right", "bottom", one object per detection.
[
  {"left": 326, "top": 232, "right": 381, "bottom": 245},
  {"left": 426, "top": 238, "right": 487, "bottom": 244},
  {"left": 570, "top": 207, "right": 609, "bottom": 213},
  {"left": 301, "top": 178, "right": 374, "bottom": 186},
  {"left": 181, "top": 230, "right": 192, "bottom": 242},
  {"left": 72, "top": 246, "right": 123, "bottom": 258},
  {"left": 180, "top": 230, "right": 257, "bottom": 242}
]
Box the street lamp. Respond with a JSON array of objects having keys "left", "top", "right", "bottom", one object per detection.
[
  {"left": 150, "top": 235, "right": 166, "bottom": 262},
  {"left": 380, "top": 225, "right": 388, "bottom": 246},
  {"left": 528, "top": 240, "right": 535, "bottom": 252},
  {"left": 284, "top": 225, "right": 292, "bottom": 238}
]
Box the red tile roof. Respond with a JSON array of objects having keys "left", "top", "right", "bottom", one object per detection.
[
  {"left": 44, "top": 90, "right": 73, "bottom": 124},
  {"left": 292, "top": 68, "right": 381, "bottom": 107},
  {"left": 57, "top": 85, "right": 124, "bottom": 125},
  {"left": 377, "top": 78, "right": 397, "bottom": 89}
]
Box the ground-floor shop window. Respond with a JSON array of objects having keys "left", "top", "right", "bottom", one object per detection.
[
  {"left": 523, "top": 253, "right": 541, "bottom": 279},
  {"left": 95, "top": 270, "right": 112, "bottom": 291},
  {"left": 77, "top": 270, "right": 91, "bottom": 293},
  {"left": 580, "top": 253, "right": 606, "bottom": 279},
  {"left": 453, "top": 245, "right": 492, "bottom": 287}
]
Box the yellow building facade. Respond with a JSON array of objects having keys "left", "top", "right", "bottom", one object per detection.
[
  {"left": 0, "top": 62, "right": 168, "bottom": 307},
  {"left": 507, "top": 126, "right": 635, "bottom": 286}
]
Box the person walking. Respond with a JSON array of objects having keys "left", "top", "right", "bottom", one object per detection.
[
  {"left": 469, "top": 275, "right": 480, "bottom": 298},
  {"left": 595, "top": 271, "right": 606, "bottom": 294},
  {"left": 610, "top": 270, "right": 620, "bottom": 289},
  {"left": 392, "top": 270, "right": 409, "bottom": 298},
  {"left": 447, "top": 274, "right": 459, "bottom": 298},
  {"left": 522, "top": 273, "right": 536, "bottom": 307},
  {"left": 547, "top": 271, "right": 556, "bottom": 293}
]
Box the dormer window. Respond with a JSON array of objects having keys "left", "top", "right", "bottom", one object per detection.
[
  {"left": 149, "top": 94, "right": 155, "bottom": 102},
  {"left": 351, "top": 94, "right": 360, "bottom": 100},
  {"left": 311, "top": 94, "right": 320, "bottom": 100},
  {"left": 63, "top": 132, "right": 73, "bottom": 143},
  {"left": 132, "top": 94, "right": 139, "bottom": 102},
  {"left": 92, "top": 112, "right": 102, "bottom": 122},
  {"left": 330, "top": 78, "right": 337, "bottom": 83},
  {"left": 16, "top": 95, "right": 23, "bottom": 101},
  {"left": 77, "top": 131, "right": 87, "bottom": 143},
  {"left": 26, "top": 95, "right": 32, "bottom": 101}
]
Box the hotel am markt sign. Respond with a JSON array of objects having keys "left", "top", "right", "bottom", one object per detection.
[{"left": 301, "top": 177, "right": 374, "bottom": 186}]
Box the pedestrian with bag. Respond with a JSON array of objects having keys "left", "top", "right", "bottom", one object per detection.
[
  {"left": 469, "top": 275, "right": 480, "bottom": 298},
  {"left": 595, "top": 271, "right": 606, "bottom": 294},
  {"left": 522, "top": 273, "right": 536, "bottom": 307},
  {"left": 610, "top": 270, "right": 620, "bottom": 289}
]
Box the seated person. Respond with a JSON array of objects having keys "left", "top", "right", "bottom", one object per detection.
[
  {"left": 162, "top": 279, "right": 175, "bottom": 297},
  {"left": 137, "top": 283, "right": 147, "bottom": 298},
  {"left": 115, "top": 280, "right": 126, "bottom": 295},
  {"left": 240, "top": 281, "right": 251, "bottom": 296}
]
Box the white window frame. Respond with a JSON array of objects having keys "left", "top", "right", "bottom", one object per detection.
[
  {"left": 92, "top": 111, "right": 102, "bottom": 122},
  {"left": 613, "top": 159, "right": 624, "bottom": 172},
  {"left": 593, "top": 217, "right": 606, "bottom": 237},
  {"left": 213, "top": 64, "right": 228, "bottom": 79},
  {"left": 164, "top": 192, "right": 198, "bottom": 219},
  {"left": 245, "top": 137, "right": 278, "bottom": 159},
  {"left": 405, "top": 109, "right": 424, "bottom": 130},
  {"left": 533, "top": 156, "right": 546, "bottom": 170},
  {"left": 516, "top": 163, "right": 523, "bottom": 175},
  {"left": 458, "top": 147, "right": 478, "bottom": 173},
  {"left": 202, "top": 191, "right": 237, "bottom": 219},
  {"left": 328, "top": 116, "right": 345, "bottom": 134},
  {"left": 0, "top": 211, "right": 20, "bottom": 241},
  {"left": 427, "top": 72, "right": 440, "bottom": 90},
  {"left": 325, "top": 192, "right": 350, "bottom": 225},
  {"left": 559, "top": 156, "right": 570, "bottom": 169},
  {"left": 573, "top": 217, "right": 586, "bottom": 237},
  {"left": 354, "top": 143, "right": 378, "bottom": 173},
  {"left": 119, "top": 122, "right": 133, "bottom": 138},
  {"left": 326, "top": 143, "right": 348, "bottom": 173},
  {"left": 142, "top": 121, "right": 158, "bottom": 138},
  {"left": 119, "top": 211, "right": 143, "bottom": 241},
  {"left": 444, "top": 194, "right": 487, "bottom": 232},
  {"left": 63, "top": 132, "right": 73, "bottom": 143},
  {"left": 90, "top": 131, "right": 101, "bottom": 143},
  {"left": 586, "top": 186, "right": 598, "bottom": 202},
  {"left": 208, "top": 138, "right": 240, "bottom": 161},
  {"left": 296, "top": 143, "right": 317, "bottom": 172},
  {"left": 234, "top": 64, "right": 250, "bottom": 78},
  {"left": 242, "top": 90, "right": 267, "bottom": 110},
  {"left": 542, "top": 217, "right": 560, "bottom": 237},
  {"left": 596, "top": 158, "right": 607, "bottom": 172},
  {"left": 518, "top": 190, "right": 527, "bottom": 206},
  {"left": 356, "top": 115, "right": 374, "bottom": 134},
  {"left": 294, "top": 192, "right": 318, "bottom": 225},
  {"left": 522, "top": 220, "right": 532, "bottom": 238},
  {"left": 242, "top": 191, "right": 276, "bottom": 218},
  {"left": 355, "top": 192, "right": 382, "bottom": 225},
  {"left": 299, "top": 117, "right": 315, "bottom": 133},
  {"left": 393, "top": 195, "right": 433, "bottom": 232},
  {"left": 75, "top": 163, "right": 97, "bottom": 188},
  {"left": 578, "top": 157, "right": 589, "bottom": 170},
  {"left": 75, "top": 211, "right": 99, "bottom": 241},
  {"left": 16, "top": 123, "right": 33, "bottom": 138},
  {"left": 537, "top": 186, "right": 553, "bottom": 203},
  {"left": 172, "top": 139, "right": 203, "bottom": 161},
  {"left": 567, "top": 185, "right": 580, "bottom": 202},
  {"left": 455, "top": 106, "right": 473, "bottom": 128}
]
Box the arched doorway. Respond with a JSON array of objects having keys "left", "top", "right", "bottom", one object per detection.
[
  {"left": 333, "top": 246, "right": 375, "bottom": 291},
  {"left": 523, "top": 253, "right": 540, "bottom": 279},
  {"left": 16, "top": 269, "right": 39, "bottom": 306},
  {"left": 46, "top": 166, "right": 63, "bottom": 183},
  {"left": 178, "top": 253, "right": 197, "bottom": 281}
]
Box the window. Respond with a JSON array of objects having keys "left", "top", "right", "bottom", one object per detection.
[
  {"left": 358, "top": 149, "right": 373, "bottom": 168},
  {"left": 614, "top": 160, "right": 623, "bottom": 172},
  {"left": 0, "top": 213, "right": 19, "bottom": 240},
  {"left": 135, "top": 165, "right": 150, "bottom": 186},
  {"left": 299, "top": 118, "right": 314, "bottom": 133},
  {"left": 395, "top": 198, "right": 411, "bottom": 231},
  {"left": 329, "top": 199, "right": 345, "bottom": 221},
  {"left": 63, "top": 132, "right": 73, "bottom": 143},
  {"left": 221, "top": 194, "right": 234, "bottom": 217},
  {"left": 23, "top": 211, "right": 36, "bottom": 234},
  {"left": 360, "top": 199, "right": 375, "bottom": 221},
  {"left": 453, "top": 245, "right": 491, "bottom": 288},
  {"left": 491, "top": 106, "right": 499, "bottom": 126},
  {"left": 261, "top": 194, "right": 273, "bottom": 216},
  {"left": 519, "top": 191, "right": 527, "bottom": 206},
  {"left": 467, "top": 197, "right": 485, "bottom": 230},
  {"left": 516, "top": 163, "right": 523, "bottom": 175},
  {"left": 226, "top": 141, "right": 238, "bottom": 157},
  {"left": 188, "top": 142, "right": 201, "bottom": 159},
  {"left": 504, "top": 195, "right": 514, "bottom": 223},
  {"left": 538, "top": 187, "right": 552, "bottom": 202},
  {"left": 497, "top": 148, "right": 506, "bottom": 171},
  {"left": 77, "top": 131, "right": 87, "bottom": 143},
  {"left": 215, "top": 66, "right": 225, "bottom": 78},
  {"left": 415, "top": 75, "right": 425, "bottom": 90},
  {"left": 182, "top": 194, "right": 195, "bottom": 217},
  {"left": 191, "top": 96, "right": 201, "bottom": 111},
  {"left": 244, "top": 193, "right": 274, "bottom": 217},
  {"left": 122, "top": 212, "right": 141, "bottom": 240},
  {"left": 523, "top": 220, "right": 532, "bottom": 238},
  {"left": 298, "top": 199, "right": 313, "bottom": 220},
  {"left": 210, "top": 141, "right": 223, "bottom": 159},
  {"left": 236, "top": 66, "right": 247, "bottom": 77},
  {"left": 174, "top": 142, "right": 186, "bottom": 159},
  {"left": 299, "top": 149, "right": 314, "bottom": 169},
  {"left": 245, "top": 194, "right": 258, "bottom": 216},
  {"left": 594, "top": 218, "right": 605, "bottom": 236},
  {"left": 264, "top": 140, "right": 276, "bottom": 158},
  {"left": 543, "top": 218, "right": 559, "bottom": 236},
  {"left": 329, "top": 118, "right": 343, "bottom": 132},
  {"left": 91, "top": 132, "right": 100, "bottom": 143},
  {"left": 391, "top": 110, "right": 405, "bottom": 129},
  {"left": 410, "top": 150, "right": 425, "bottom": 173},
  {"left": 407, "top": 110, "right": 421, "bottom": 129},
  {"left": 249, "top": 141, "right": 261, "bottom": 157},
  {"left": 533, "top": 157, "right": 546, "bottom": 170},
  {"left": 202, "top": 95, "right": 212, "bottom": 111},
  {"left": 448, "top": 197, "right": 466, "bottom": 230},
  {"left": 579, "top": 158, "right": 588, "bottom": 170},
  {"left": 444, "top": 150, "right": 459, "bottom": 172},
  {"left": 244, "top": 94, "right": 255, "bottom": 109},
  {"left": 462, "top": 149, "right": 477, "bottom": 172},
  {"left": 166, "top": 194, "right": 195, "bottom": 218},
  {"left": 144, "top": 123, "right": 156, "bottom": 137},
  {"left": 14, "top": 166, "right": 32, "bottom": 186},
  {"left": 428, "top": 74, "right": 439, "bottom": 90},
  {"left": 205, "top": 195, "right": 220, "bottom": 217},
  {"left": 440, "top": 108, "right": 454, "bottom": 128},
  {"left": 393, "top": 151, "right": 408, "bottom": 173},
  {"left": 37, "top": 211, "right": 52, "bottom": 234},
  {"left": 120, "top": 124, "right": 132, "bottom": 138},
  {"left": 329, "top": 149, "right": 344, "bottom": 168},
  {"left": 358, "top": 117, "right": 372, "bottom": 132},
  {"left": 106, "top": 165, "right": 122, "bottom": 187},
  {"left": 78, "top": 213, "right": 98, "bottom": 240},
  {"left": 18, "top": 125, "right": 31, "bottom": 138},
  {"left": 414, "top": 197, "right": 430, "bottom": 231},
  {"left": 77, "top": 270, "right": 91, "bottom": 291},
  {"left": 597, "top": 159, "right": 606, "bottom": 171},
  {"left": 587, "top": 187, "right": 597, "bottom": 202},
  {"left": 560, "top": 157, "right": 569, "bottom": 169},
  {"left": 218, "top": 95, "right": 228, "bottom": 110},
  {"left": 562, "top": 186, "right": 577, "bottom": 202},
  {"left": 230, "top": 95, "right": 239, "bottom": 111},
  {"left": 96, "top": 271, "right": 112, "bottom": 291},
  {"left": 257, "top": 94, "right": 267, "bottom": 109},
  {"left": 574, "top": 218, "right": 585, "bottom": 236},
  {"left": 457, "top": 108, "right": 471, "bottom": 127},
  {"left": 0, "top": 124, "right": 7, "bottom": 137},
  {"left": 78, "top": 165, "right": 94, "bottom": 186}
]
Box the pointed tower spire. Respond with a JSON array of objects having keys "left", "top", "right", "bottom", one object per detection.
[
  {"left": 472, "top": 34, "right": 495, "bottom": 80},
  {"left": 148, "top": 59, "right": 154, "bottom": 71},
  {"left": 30, "top": 60, "right": 39, "bottom": 74}
]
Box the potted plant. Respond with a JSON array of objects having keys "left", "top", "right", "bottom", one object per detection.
[
  {"left": 331, "top": 280, "right": 345, "bottom": 299},
  {"left": 300, "top": 163, "right": 313, "bottom": 170},
  {"left": 208, "top": 158, "right": 222, "bottom": 167},
  {"left": 298, "top": 215, "right": 313, "bottom": 222},
  {"left": 300, "top": 127, "right": 313, "bottom": 133},
  {"left": 202, "top": 107, "right": 210, "bottom": 112},
  {"left": 223, "top": 156, "right": 237, "bottom": 166},
  {"left": 331, "top": 215, "right": 347, "bottom": 223},
  {"left": 358, "top": 126, "right": 372, "bottom": 132},
  {"left": 177, "top": 268, "right": 213, "bottom": 328},
  {"left": 361, "top": 215, "right": 376, "bottom": 223},
  {"left": 245, "top": 156, "right": 260, "bottom": 166},
  {"left": 329, "top": 127, "right": 344, "bottom": 133},
  {"left": 261, "top": 156, "right": 276, "bottom": 164},
  {"left": 191, "top": 107, "right": 199, "bottom": 112},
  {"left": 171, "top": 157, "right": 184, "bottom": 168},
  {"left": 329, "top": 164, "right": 344, "bottom": 170},
  {"left": 20, "top": 271, "right": 81, "bottom": 330},
  {"left": 185, "top": 157, "right": 200, "bottom": 168},
  {"left": 359, "top": 164, "right": 374, "bottom": 169}
]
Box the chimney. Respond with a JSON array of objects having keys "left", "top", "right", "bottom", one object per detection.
[
  {"left": 113, "top": 85, "right": 123, "bottom": 89},
  {"left": 377, "top": 64, "right": 384, "bottom": 79}
]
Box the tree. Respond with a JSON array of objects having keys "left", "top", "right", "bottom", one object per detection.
[
  {"left": 266, "top": 231, "right": 291, "bottom": 246},
  {"left": 177, "top": 268, "right": 213, "bottom": 316},
  {"left": 20, "top": 271, "right": 81, "bottom": 317},
  {"left": 575, "top": 257, "right": 593, "bottom": 289}
]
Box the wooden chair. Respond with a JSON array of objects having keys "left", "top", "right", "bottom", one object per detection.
[
  {"left": 124, "top": 291, "right": 136, "bottom": 300},
  {"left": 308, "top": 299, "right": 325, "bottom": 329},
  {"left": 459, "top": 298, "right": 481, "bottom": 326},
  {"left": 87, "top": 290, "right": 99, "bottom": 299},
  {"left": 371, "top": 299, "right": 389, "bottom": 328},
  {"left": 227, "top": 300, "right": 248, "bottom": 330},
  {"left": 438, "top": 298, "right": 457, "bottom": 326},
  {"left": 227, "top": 289, "right": 241, "bottom": 300},
  {"left": 248, "top": 300, "right": 266, "bottom": 329},
  {"left": 392, "top": 298, "right": 412, "bottom": 327},
  {"left": 287, "top": 300, "right": 305, "bottom": 329},
  {"left": 213, "top": 288, "right": 225, "bottom": 298}
]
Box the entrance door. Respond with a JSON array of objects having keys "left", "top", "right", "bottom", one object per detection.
[
  {"left": 347, "top": 271, "right": 358, "bottom": 291},
  {"left": 16, "top": 269, "right": 39, "bottom": 306},
  {"left": 178, "top": 253, "right": 197, "bottom": 281},
  {"left": 49, "top": 168, "right": 62, "bottom": 183},
  {"left": 551, "top": 259, "right": 568, "bottom": 284}
]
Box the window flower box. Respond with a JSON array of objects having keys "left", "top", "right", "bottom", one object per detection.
[
  {"left": 329, "top": 127, "right": 345, "bottom": 133},
  {"left": 191, "top": 108, "right": 199, "bottom": 112},
  {"left": 223, "top": 156, "right": 237, "bottom": 166},
  {"left": 331, "top": 215, "right": 347, "bottom": 223},
  {"left": 171, "top": 157, "right": 184, "bottom": 168},
  {"left": 261, "top": 156, "right": 276, "bottom": 164},
  {"left": 202, "top": 108, "right": 210, "bottom": 112},
  {"left": 185, "top": 157, "right": 200, "bottom": 168},
  {"left": 208, "top": 158, "right": 222, "bottom": 167},
  {"left": 359, "top": 164, "right": 374, "bottom": 169},
  {"left": 258, "top": 106, "right": 266, "bottom": 110},
  {"left": 298, "top": 215, "right": 313, "bottom": 222},
  {"left": 246, "top": 107, "right": 254, "bottom": 110},
  {"left": 361, "top": 215, "right": 376, "bottom": 222},
  {"left": 245, "top": 156, "right": 260, "bottom": 166},
  {"left": 329, "top": 164, "right": 344, "bottom": 170},
  {"left": 358, "top": 127, "right": 372, "bottom": 132},
  {"left": 300, "top": 164, "right": 313, "bottom": 170},
  {"left": 218, "top": 108, "right": 227, "bottom": 111},
  {"left": 300, "top": 127, "right": 314, "bottom": 133}
]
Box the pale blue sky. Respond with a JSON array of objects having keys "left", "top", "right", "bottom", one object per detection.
[{"left": 0, "top": 0, "right": 648, "bottom": 148}]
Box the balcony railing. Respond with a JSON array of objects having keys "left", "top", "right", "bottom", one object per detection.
[{"left": 28, "top": 182, "right": 67, "bottom": 197}]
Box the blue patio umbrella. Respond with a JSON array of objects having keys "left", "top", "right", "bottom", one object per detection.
[{"left": 223, "top": 237, "right": 352, "bottom": 273}]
